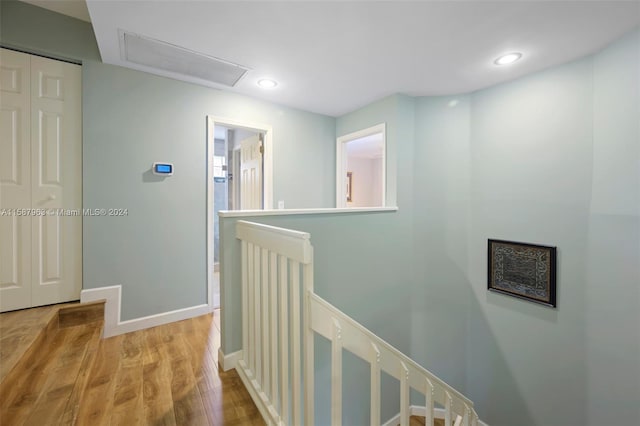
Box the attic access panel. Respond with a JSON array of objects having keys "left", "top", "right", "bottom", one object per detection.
[{"left": 122, "top": 32, "right": 248, "bottom": 87}]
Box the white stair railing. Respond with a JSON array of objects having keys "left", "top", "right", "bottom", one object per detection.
[
  {"left": 235, "top": 220, "right": 479, "bottom": 426},
  {"left": 235, "top": 220, "right": 314, "bottom": 425},
  {"left": 310, "top": 293, "right": 479, "bottom": 426}
]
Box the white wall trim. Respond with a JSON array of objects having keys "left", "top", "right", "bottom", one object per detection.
[
  {"left": 217, "top": 348, "right": 243, "bottom": 371},
  {"left": 207, "top": 117, "right": 215, "bottom": 310},
  {"left": 81, "top": 285, "right": 211, "bottom": 338},
  {"left": 219, "top": 206, "right": 398, "bottom": 218},
  {"left": 382, "top": 405, "right": 489, "bottom": 426}
]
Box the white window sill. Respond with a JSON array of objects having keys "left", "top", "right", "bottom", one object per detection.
[{"left": 218, "top": 206, "right": 398, "bottom": 218}]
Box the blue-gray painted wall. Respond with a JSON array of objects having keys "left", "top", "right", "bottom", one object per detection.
[{"left": 412, "top": 31, "right": 639, "bottom": 426}]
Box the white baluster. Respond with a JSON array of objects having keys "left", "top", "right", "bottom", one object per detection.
[
  {"left": 331, "top": 318, "right": 343, "bottom": 426},
  {"left": 462, "top": 405, "right": 470, "bottom": 426},
  {"left": 400, "top": 362, "right": 409, "bottom": 426},
  {"left": 262, "top": 247, "right": 270, "bottom": 395},
  {"left": 270, "top": 251, "right": 278, "bottom": 406},
  {"left": 303, "top": 253, "right": 314, "bottom": 426},
  {"left": 425, "top": 378, "right": 434, "bottom": 426},
  {"left": 254, "top": 244, "right": 262, "bottom": 384},
  {"left": 370, "top": 343, "right": 381, "bottom": 426},
  {"left": 279, "top": 256, "right": 289, "bottom": 425},
  {"left": 291, "top": 260, "right": 301, "bottom": 426},
  {"left": 247, "top": 242, "right": 255, "bottom": 374},
  {"left": 445, "top": 391, "right": 453, "bottom": 426},
  {"left": 241, "top": 240, "right": 248, "bottom": 364}
]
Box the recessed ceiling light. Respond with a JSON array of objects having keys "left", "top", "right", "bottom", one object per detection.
[
  {"left": 257, "top": 78, "right": 278, "bottom": 89},
  {"left": 494, "top": 52, "right": 522, "bottom": 66}
]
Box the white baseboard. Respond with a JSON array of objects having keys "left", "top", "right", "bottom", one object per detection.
[
  {"left": 217, "top": 348, "right": 242, "bottom": 371},
  {"left": 382, "top": 405, "right": 489, "bottom": 426},
  {"left": 81, "top": 285, "right": 212, "bottom": 338}
]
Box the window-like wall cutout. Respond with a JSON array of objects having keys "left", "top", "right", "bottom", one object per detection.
[{"left": 336, "top": 123, "right": 386, "bottom": 208}]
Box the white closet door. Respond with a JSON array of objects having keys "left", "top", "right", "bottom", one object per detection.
[
  {"left": 0, "top": 49, "right": 32, "bottom": 311},
  {"left": 30, "top": 55, "right": 82, "bottom": 307},
  {"left": 1, "top": 49, "right": 82, "bottom": 312}
]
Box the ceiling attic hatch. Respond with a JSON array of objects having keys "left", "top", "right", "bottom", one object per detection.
[{"left": 121, "top": 32, "right": 249, "bottom": 87}]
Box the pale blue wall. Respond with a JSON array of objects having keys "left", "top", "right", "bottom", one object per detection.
[
  {"left": 412, "top": 94, "right": 472, "bottom": 396},
  {"left": 81, "top": 63, "right": 335, "bottom": 319},
  {"left": 413, "top": 30, "right": 639, "bottom": 426},
  {"left": 586, "top": 30, "right": 639, "bottom": 425},
  {"left": 465, "top": 56, "right": 594, "bottom": 426},
  {"left": 1, "top": 0, "right": 336, "bottom": 320}
]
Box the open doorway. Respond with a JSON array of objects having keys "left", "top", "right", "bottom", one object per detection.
[
  {"left": 336, "top": 123, "right": 386, "bottom": 208},
  {"left": 212, "top": 125, "right": 263, "bottom": 266},
  {"left": 206, "top": 117, "right": 273, "bottom": 309}
]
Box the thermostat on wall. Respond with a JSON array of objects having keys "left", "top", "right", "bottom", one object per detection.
[{"left": 152, "top": 162, "right": 174, "bottom": 176}]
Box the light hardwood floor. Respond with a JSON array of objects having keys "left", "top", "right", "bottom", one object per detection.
[
  {"left": 0, "top": 304, "right": 60, "bottom": 383},
  {"left": 409, "top": 415, "right": 446, "bottom": 426},
  {"left": 0, "top": 310, "right": 264, "bottom": 426}
]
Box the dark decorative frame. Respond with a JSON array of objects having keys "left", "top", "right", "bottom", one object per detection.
[
  {"left": 488, "top": 239, "right": 557, "bottom": 307},
  {"left": 346, "top": 172, "right": 353, "bottom": 202}
]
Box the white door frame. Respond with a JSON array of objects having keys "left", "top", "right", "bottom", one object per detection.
[
  {"left": 336, "top": 123, "right": 386, "bottom": 208},
  {"left": 206, "top": 115, "right": 273, "bottom": 309}
]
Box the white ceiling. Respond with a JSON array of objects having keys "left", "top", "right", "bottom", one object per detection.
[
  {"left": 346, "top": 133, "right": 385, "bottom": 159},
  {"left": 50, "top": 1, "right": 640, "bottom": 116}
]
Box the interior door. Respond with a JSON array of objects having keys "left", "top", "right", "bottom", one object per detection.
[
  {"left": 0, "top": 49, "right": 82, "bottom": 312},
  {"left": 0, "top": 49, "right": 32, "bottom": 311},
  {"left": 240, "top": 134, "right": 263, "bottom": 210},
  {"left": 30, "top": 54, "right": 82, "bottom": 307}
]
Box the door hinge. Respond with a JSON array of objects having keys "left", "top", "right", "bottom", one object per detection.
[{"left": 259, "top": 143, "right": 264, "bottom": 155}]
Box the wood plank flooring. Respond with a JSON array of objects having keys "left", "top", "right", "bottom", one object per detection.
[
  {"left": 409, "top": 415, "right": 446, "bottom": 426},
  {"left": 0, "top": 304, "right": 60, "bottom": 383},
  {"left": 58, "top": 300, "right": 105, "bottom": 328},
  {"left": 0, "top": 310, "right": 264, "bottom": 426},
  {"left": 2, "top": 306, "right": 445, "bottom": 426}
]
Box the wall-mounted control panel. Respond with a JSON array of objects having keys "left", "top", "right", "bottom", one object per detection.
[{"left": 152, "top": 162, "right": 174, "bottom": 176}]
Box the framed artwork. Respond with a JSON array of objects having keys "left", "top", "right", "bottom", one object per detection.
[
  {"left": 488, "top": 239, "right": 557, "bottom": 307},
  {"left": 346, "top": 172, "right": 352, "bottom": 202}
]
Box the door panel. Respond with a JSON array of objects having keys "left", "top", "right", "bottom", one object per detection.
[
  {"left": 30, "top": 55, "right": 82, "bottom": 307},
  {"left": 38, "top": 111, "right": 63, "bottom": 186},
  {"left": 0, "top": 216, "right": 29, "bottom": 292},
  {"left": 40, "top": 215, "right": 62, "bottom": 284},
  {"left": 240, "top": 134, "right": 263, "bottom": 210},
  {"left": 0, "top": 49, "right": 31, "bottom": 311}
]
